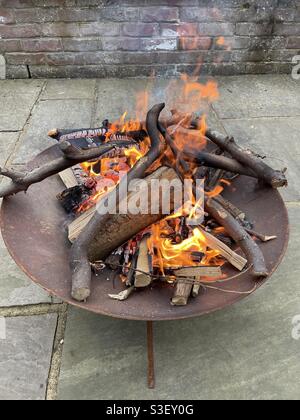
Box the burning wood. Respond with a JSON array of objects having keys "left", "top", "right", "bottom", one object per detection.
[{"left": 0, "top": 86, "right": 287, "bottom": 307}]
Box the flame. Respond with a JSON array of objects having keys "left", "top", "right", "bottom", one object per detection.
[{"left": 149, "top": 224, "right": 222, "bottom": 272}]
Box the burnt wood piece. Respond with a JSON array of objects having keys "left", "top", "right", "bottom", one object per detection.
[
  {"left": 205, "top": 130, "right": 287, "bottom": 188},
  {"left": 0, "top": 140, "right": 137, "bottom": 199},
  {"left": 56, "top": 185, "right": 93, "bottom": 214},
  {"left": 49, "top": 127, "right": 147, "bottom": 148},
  {"left": 205, "top": 197, "right": 268, "bottom": 278},
  {"left": 70, "top": 103, "right": 167, "bottom": 302},
  {"left": 182, "top": 150, "right": 259, "bottom": 179}
]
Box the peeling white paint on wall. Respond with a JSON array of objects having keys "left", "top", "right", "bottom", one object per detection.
[
  {"left": 0, "top": 55, "right": 6, "bottom": 79},
  {"left": 0, "top": 16, "right": 6, "bottom": 23}
]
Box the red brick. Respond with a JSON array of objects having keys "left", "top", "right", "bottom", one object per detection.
[
  {"left": 63, "top": 38, "right": 102, "bottom": 52},
  {"left": 0, "top": 8, "right": 15, "bottom": 24},
  {"left": 102, "top": 37, "right": 140, "bottom": 51},
  {"left": 140, "top": 7, "right": 179, "bottom": 22},
  {"left": 122, "top": 23, "right": 159, "bottom": 37},
  {"left": 0, "top": 24, "right": 42, "bottom": 39},
  {"left": 5, "top": 52, "right": 46, "bottom": 65},
  {"left": 21, "top": 38, "right": 63, "bottom": 52},
  {"left": 179, "top": 37, "right": 212, "bottom": 50},
  {"left": 0, "top": 39, "right": 21, "bottom": 52},
  {"left": 161, "top": 23, "right": 199, "bottom": 37}
]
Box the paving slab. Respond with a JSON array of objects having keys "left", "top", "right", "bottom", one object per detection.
[
  {"left": 0, "top": 132, "right": 18, "bottom": 168},
  {"left": 212, "top": 75, "right": 300, "bottom": 119},
  {"left": 221, "top": 117, "right": 300, "bottom": 202},
  {"left": 41, "top": 79, "right": 96, "bottom": 101},
  {"left": 0, "top": 313, "right": 57, "bottom": 400},
  {"left": 12, "top": 99, "right": 94, "bottom": 164},
  {"left": 94, "top": 78, "right": 225, "bottom": 133},
  {"left": 57, "top": 204, "right": 300, "bottom": 400},
  {"left": 0, "top": 80, "right": 44, "bottom": 132}
]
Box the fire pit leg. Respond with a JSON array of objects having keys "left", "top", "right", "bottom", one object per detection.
[{"left": 147, "top": 321, "right": 155, "bottom": 389}]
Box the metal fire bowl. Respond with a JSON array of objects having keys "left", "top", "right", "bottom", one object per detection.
[{"left": 0, "top": 145, "right": 289, "bottom": 321}]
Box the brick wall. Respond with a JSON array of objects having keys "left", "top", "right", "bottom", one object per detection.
[{"left": 0, "top": 0, "right": 299, "bottom": 79}]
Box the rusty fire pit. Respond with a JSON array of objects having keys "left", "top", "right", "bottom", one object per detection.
[
  {"left": 0, "top": 145, "right": 289, "bottom": 321},
  {"left": 0, "top": 141, "right": 290, "bottom": 389}
]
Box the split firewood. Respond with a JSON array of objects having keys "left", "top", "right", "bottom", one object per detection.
[
  {"left": 59, "top": 168, "right": 79, "bottom": 189},
  {"left": 70, "top": 103, "right": 168, "bottom": 302},
  {"left": 205, "top": 130, "right": 287, "bottom": 188},
  {"left": 171, "top": 280, "right": 193, "bottom": 306},
  {"left": 172, "top": 266, "right": 222, "bottom": 306},
  {"left": 174, "top": 266, "right": 222, "bottom": 277},
  {"left": 205, "top": 197, "right": 268, "bottom": 278},
  {"left": 135, "top": 236, "right": 153, "bottom": 288},
  {"left": 192, "top": 282, "right": 201, "bottom": 297},
  {"left": 197, "top": 227, "right": 247, "bottom": 271},
  {"left": 0, "top": 139, "right": 137, "bottom": 199}
]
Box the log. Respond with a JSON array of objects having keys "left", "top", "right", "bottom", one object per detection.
[
  {"left": 70, "top": 103, "right": 167, "bottom": 302},
  {"left": 135, "top": 236, "right": 153, "bottom": 288},
  {"left": 87, "top": 166, "right": 180, "bottom": 262},
  {"left": 205, "top": 197, "right": 268, "bottom": 278},
  {"left": 213, "top": 195, "right": 245, "bottom": 221},
  {"left": 182, "top": 149, "right": 258, "bottom": 179},
  {"left": 205, "top": 130, "right": 287, "bottom": 188},
  {"left": 68, "top": 206, "right": 96, "bottom": 242},
  {"left": 0, "top": 139, "right": 137, "bottom": 198},
  {"left": 71, "top": 165, "right": 179, "bottom": 301}
]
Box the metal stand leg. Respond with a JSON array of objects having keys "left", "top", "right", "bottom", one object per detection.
[{"left": 147, "top": 321, "right": 155, "bottom": 389}]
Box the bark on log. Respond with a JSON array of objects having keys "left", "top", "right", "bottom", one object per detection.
[
  {"left": 205, "top": 130, "right": 287, "bottom": 188},
  {"left": 0, "top": 139, "right": 137, "bottom": 198},
  {"left": 205, "top": 197, "right": 268, "bottom": 278},
  {"left": 87, "top": 166, "right": 180, "bottom": 262},
  {"left": 70, "top": 103, "right": 167, "bottom": 302},
  {"left": 182, "top": 150, "right": 258, "bottom": 179}
]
